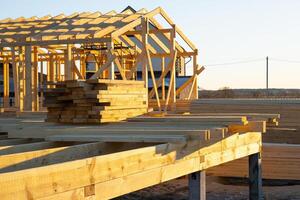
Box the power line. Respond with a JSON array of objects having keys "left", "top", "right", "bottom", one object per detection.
[
  {"left": 203, "top": 57, "right": 300, "bottom": 67},
  {"left": 270, "top": 58, "right": 300, "bottom": 63},
  {"left": 204, "top": 58, "right": 264, "bottom": 67}
]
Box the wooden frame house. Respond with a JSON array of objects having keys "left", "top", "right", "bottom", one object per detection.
[{"left": 0, "top": 6, "right": 204, "bottom": 112}]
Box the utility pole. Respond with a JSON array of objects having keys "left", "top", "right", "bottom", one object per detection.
[{"left": 266, "top": 56, "right": 269, "bottom": 96}]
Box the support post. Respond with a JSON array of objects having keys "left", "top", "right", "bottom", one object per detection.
[
  {"left": 249, "top": 153, "right": 263, "bottom": 200},
  {"left": 3, "top": 57, "right": 10, "bottom": 108},
  {"left": 11, "top": 48, "right": 19, "bottom": 109},
  {"left": 32, "top": 46, "right": 39, "bottom": 111},
  {"left": 193, "top": 49, "right": 199, "bottom": 99},
  {"left": 40, "top": 60, "right": 44, "bottom": 109},
  {"left": 107, "top": 40, "right": 115, "bottom": 80},
  {"left": 80, "top": 55, "right": 86, "bottom": 79},
  {"left": 56, "top": 57, "right": 61, "bottom": 81},
  {"left": 141, "top": 17, "right": 149, "bottom": 108},
  {"left": 188, "top": 170, "right": 206, "bottom": 200},
  {"left": 170, "top": 24, "right": 176, "bottom": 110},
  {"left": 19, "top": 47, "right": 25, "bottom": 111},
  {"left": 24, "top": 45, "right": 32, "bottom": 111},
  {"left": 49, "top": 54, "right": 55, "bottom": 83},
  {"left": 64, "top": 45, "right": 72, "bottom": 80},
  {"left": 161, "top": 57, "right": 165, "bottom": 100}
]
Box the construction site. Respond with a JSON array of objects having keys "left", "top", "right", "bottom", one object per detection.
[{"left": 0, "top": 4, "right": 300, "bottom": 200}]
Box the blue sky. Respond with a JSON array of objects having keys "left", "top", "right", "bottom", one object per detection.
[{"left": 1, "top": 0, "right": 300, "bottom": 89}]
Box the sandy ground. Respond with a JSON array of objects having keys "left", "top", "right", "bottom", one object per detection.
[{"left": 116, "top": 176, "right": 300, "bottom": 200}]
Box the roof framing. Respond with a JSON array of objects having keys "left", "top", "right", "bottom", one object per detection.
[{"left": 0, "top": 7, "right": 197, "bottom": 54}]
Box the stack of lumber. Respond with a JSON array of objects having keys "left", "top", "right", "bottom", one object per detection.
[
  {"left": 149, "top": 99, "right": 191, "bottom": 112},
  {"left": 190, "top": 98, "right": 300, "bottom": 128},
  {"left": 208, "top": 143, "right": 300, "bottom": 180},
  {"left": 44, "top": 79, "right": 148, "bottom": 123},
  {"left": 190, "top": 99, "right": 300, "bottom": 144}
]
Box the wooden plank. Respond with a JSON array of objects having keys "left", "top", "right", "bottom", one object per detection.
[
  {"left": 0, "top": 142, "right": 111, "bottom": 173},
  {"left": 0, "top": 141, "right": 68, "bottom": 155},
  {"left": 46, "top": 133, "right": 188, "bottom": 143},
  {"left": 208, "top": 143, "right": 300, "bottom": 180},
  {"left": 0, "top": 132, "right": 261, "bottom": 200},
  {"left": 0, "top": 139, "right": 41, "bottom": 146}
]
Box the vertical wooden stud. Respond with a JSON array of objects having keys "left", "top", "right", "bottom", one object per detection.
[
  {"left": 141, "top": 17, "right": 149, "bottom": 108},
  {"left": 18, "top": 47, "right": 25, "bottom": 111},
  {"left": 24, "top": 45, "right": 32, "bottom": 111},
  {"left": 161, "top": 57, "right": 165, "bottom": 101},
  {"left": 3, "top": 57, "right": 10, "bottom": 108},
  {"left": 170, "top": 24, "right": 176, "bottom": 106},
  {"left": 193, "top": 49, "right": 198, "bottom": 99},
  {"left": 32, "top": 46, "right": 39, "bottom": 111},
  {"left": 107, "top": 40, "right": 115, "bottom": 80},
  {"left": 11, "top": 48, "right": 19, "bottom": 109},
  {"left": 64, "top": 44, "right": 72, "bottom": 80},
  {"left": 40, "top": 60, "right": 44, "bottom": 109}
]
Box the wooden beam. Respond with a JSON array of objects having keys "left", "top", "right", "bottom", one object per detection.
[
  {"left": 176, "top": 66, "right": 204, "bottom": 97},
  {"left": 0, "top": 132, "right": 261, "bottom": 200},
  {"left": 113, "top": 57, "right": 127, "bottom": 80},
  {"left": 72, "top": 60, "right": 84, "bottom": 79},
  {"left": 146, "top": 47, "right": 160, "bottom": 110},
  {"left": 159, "top": 8, "right": 197, "bottom": 51},
  {"left": 89, "top": 53, "right": 116, "bottom": 79},
  {"left": 0, "top": 142, "right": 106, "bottom": 173}
]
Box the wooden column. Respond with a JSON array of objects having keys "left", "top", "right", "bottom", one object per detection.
[
  {"left": 249, "top": 153, "right": 263, "bottom": 200},
  {"left": 19, "top": 47, "right": 25, "bottom": 111},
  {"left": 32, "top": 46, "right": 39, "bottom": 111},
  {"left": 193, "top": 49, "right": 198, "bottom": 99},
  {"left": 64, "top": 45, "right": 72, "bottom": 80},
  {"left": 170, "top": 24, "right": 176, "bottom": 109},
  {"left": 11, "top": 48, "right": 19, "bottom": 109},
  {"left": 56, "top": 56, "right": 61, "bottom": 81},
  {"left": 24, "top": 45, "right": 32, "bottom": 111},
  {"left": 3, "top": 57, "right": 10, "bottom": 108},
  {"left": 188, "top": 171, "right": 206, "bottom": 200},
  {"left": 107, "top": 40, "right": 115, "bottom": 80},
  {"left": 141, "top": 17, "right": 149, "bottom": 108},
  {"left": 161, "top": 57, "right": 165, "bottom": 100},
  {"left": 80, "top": 55, "right": 86, "bottom": 79},
  {"left": 49, "top": 54, "right": 55, "bottom": 82},
  {"left": 40, "top": 60, "right": 44, "bottom": 109}
]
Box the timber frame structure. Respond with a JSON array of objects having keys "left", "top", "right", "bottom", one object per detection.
[{"left": 0, "top": 7, "right": 202, "bottom": 112}]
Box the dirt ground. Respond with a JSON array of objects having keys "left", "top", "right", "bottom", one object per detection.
[{"left": 116, "top": 176, "right": 300, "bottom": 200}]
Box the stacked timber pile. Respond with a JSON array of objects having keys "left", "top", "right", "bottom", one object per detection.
[
  {"left": 190, "top": 98, "right": 300, "bottom": 144},
  {"left": 44, "top": 79, "right": 148, "bottom": 123},
  {"left": 190, "top": 98, "right": 300, "bottom": 128},
  {"left": 208, "top": 143, "right": 300, "bottom": 180},
  {"left": 149, "top": 99, "right": 191, "bottom": 112}
]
